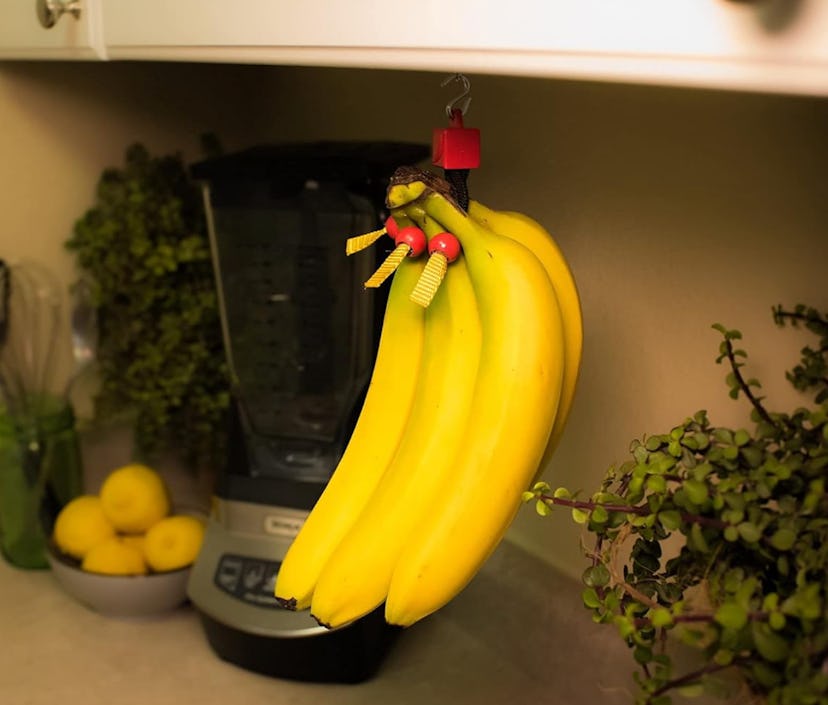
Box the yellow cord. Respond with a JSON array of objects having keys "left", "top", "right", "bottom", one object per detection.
[
  {"left": 364, "top": 244, "right": 409, "bottom": 288},
  {"left": 345, "top": 227, "right": 387, "bottom": 256},
  {"left": 409, "top": 253, "right": 447, "bottom": 308}
]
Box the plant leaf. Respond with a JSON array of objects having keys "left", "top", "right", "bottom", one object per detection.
[{"left": 714, "top": 602, "right": 748, "bottom": 631}]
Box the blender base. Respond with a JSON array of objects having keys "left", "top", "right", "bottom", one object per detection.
[
  {"left": 187, "top": 507, "right": 401, "bottom": 683},
  {"left": 197, "top": 606, "right": 400, "bottom": 683}
]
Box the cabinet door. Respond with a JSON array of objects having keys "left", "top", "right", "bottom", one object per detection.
[
  {"left": 0, "top": 0, "right": 104, "bottom": 59},
  {"left": 101, "top": 0, "right": 828, "bottom": 96}
]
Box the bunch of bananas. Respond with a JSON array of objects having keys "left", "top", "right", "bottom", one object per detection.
[{"left": 275, "top": 167, "right": 582, "bottom": 629}]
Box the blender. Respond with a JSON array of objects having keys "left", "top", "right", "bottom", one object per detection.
[{"left": 187, "top": 141, "right": 429, "bottom": 682}]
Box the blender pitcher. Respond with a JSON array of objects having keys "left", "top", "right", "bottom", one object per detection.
[{"left": 186, "top": 141, "right": 429, "bottom": 683}]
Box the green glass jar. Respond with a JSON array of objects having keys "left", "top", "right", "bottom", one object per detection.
[{"left": 0, "top": 396, "right": 83, "bottom": 569}]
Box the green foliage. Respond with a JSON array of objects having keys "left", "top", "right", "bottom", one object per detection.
[
  {"left": 525, "top": 305, "right": 828, "bottom": 705},
  {"left": 66, "top": 144, "right": 229, "bottom": 467}
]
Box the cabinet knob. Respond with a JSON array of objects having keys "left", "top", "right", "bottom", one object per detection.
[{"left": 36, "top": 0, "right": 82, "bottom": 29}]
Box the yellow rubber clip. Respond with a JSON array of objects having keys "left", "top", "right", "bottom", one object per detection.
[
  {"left": 363, "top": 225, "right": 427, "bottom": 288},
  {"left": 346, "top": 226, "right": 388, "bottom": 256},
  {"left": 409, "top": 232, "right": 461, "bottom": 307}
]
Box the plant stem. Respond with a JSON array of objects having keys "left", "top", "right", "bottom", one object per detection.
[
  {"left": 682, "top": 513, "right": 728, "bottom": 529},
  {"left": 646, "top": 659, "right": 744, "bottom": 703},
  {"left": 722, "top": 335, "right": 777, "bottom": 428},
  {"left": 621, "top": 580, "right": 659, "bottom": 610},
  {"left": 542, "top": 495, "right": 648, "bottom": 515},
  {"left": 634, "top": 611, "right": 769, "bottom": 630},
  {"left": 540, "top": 495, "right": 728, "bottom": 529},
  {"left": 773, "top": 307, "right": 826, "bottom": 331}
]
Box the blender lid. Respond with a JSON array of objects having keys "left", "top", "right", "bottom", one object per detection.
[{"left": 190, "top": 140, "right": 430, "bottom": 185}]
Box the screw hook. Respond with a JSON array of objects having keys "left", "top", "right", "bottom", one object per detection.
[{"left": 441, "top": 73, "right": 472, "bottom": 119}]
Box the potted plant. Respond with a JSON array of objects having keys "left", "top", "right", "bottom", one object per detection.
[
  {"left": 524, "top": 305, "right": 827, "bottom": 704},
  {"left": 66, "top": 143, "right": 229, "bottom": 470}
]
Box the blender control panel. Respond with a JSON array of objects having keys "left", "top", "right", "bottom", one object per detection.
[{"left": 214, "top": 553, "right": 284, "bottom": 609}]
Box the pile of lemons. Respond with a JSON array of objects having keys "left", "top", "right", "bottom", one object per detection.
[{"left": 52, "top": 463, "right": 205, "bottom": 576}]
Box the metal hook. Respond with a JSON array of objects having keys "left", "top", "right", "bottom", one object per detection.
[{"left": 441, "top": 73, "right": 471, "bottom": 119}]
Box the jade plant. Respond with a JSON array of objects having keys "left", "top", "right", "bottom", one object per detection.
[
  {"left": 66, "top": 143, "right": 229, "bottom": 467},
  {"left": 524, "top": 305, "right": 827, "bottom": 705}
]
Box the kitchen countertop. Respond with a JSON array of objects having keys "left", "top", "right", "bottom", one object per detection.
[{"left": 1, "top": 540, "right": 636, "bottom": 705}]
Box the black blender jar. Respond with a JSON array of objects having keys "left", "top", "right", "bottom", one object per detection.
[{"left": 187, "top": 142, "right": 428, "bottom": 682}]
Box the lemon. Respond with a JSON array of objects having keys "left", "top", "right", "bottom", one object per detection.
[
  {"left": 53, "top": 495, "right": 117, "bottom": 559},
  {"left": 81, "top": 537, "right": 147, "bottom": 576},
  {"left": 99, "top": 464, "right": 170, "bottom": 533},
  {"left": 120, "top": 533, "right": 146, "bottom": 554},
  {"left": 143, "top": 515, "right": 205, "bottom": 572}
]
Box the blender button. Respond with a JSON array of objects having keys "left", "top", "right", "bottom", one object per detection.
[{"left": 263, "top": 515, "right": 304, "bottom": 538}]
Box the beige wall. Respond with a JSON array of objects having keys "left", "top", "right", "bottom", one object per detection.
[
  {"left": 0, "top": 61, "right": 266, "bottom": 407},
  {"left": 2, "top": 61, "right": 827, "bottom": 579}
]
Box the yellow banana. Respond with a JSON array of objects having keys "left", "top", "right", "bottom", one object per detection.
[
  {"left": 275, "top": 251, "right": 426, "bottom": 611},
  {"left": 468, "top": 201, "right": 583, "bottom": 473},
  {"left": 310, "top": 217, "right": 481, "bottom": 629},
  {"left": 384, "top": 181, "right": 566, "bottom": 627}
]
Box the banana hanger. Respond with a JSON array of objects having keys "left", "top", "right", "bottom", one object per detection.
[
  {"left": 347, "top": 73, "right": 480, "bottom": 306},
  {"left": 433, "top": 72, "right": 480, "bottom": 210}
]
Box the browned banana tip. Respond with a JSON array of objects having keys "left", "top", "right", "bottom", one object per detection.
[
  {"left": 310, "top": 613, "right": 333, "bottom": 630},
  {"left": 276, "top": 596, "right": 298, "bottom": 611}
]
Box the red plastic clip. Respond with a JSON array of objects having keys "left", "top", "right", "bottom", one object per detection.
[{"left": 432, "top": 108, "right": 480, "bottom": 170}]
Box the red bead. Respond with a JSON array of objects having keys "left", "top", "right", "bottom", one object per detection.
[
  {"left": 396, "top": 225, "right": 427, "bottom": 257},
  {"left": 384, "top": 216, "right": 400, "bottom": 239},
  {"left": 428, "top": 232, "right": 461, "bottom": 263}
]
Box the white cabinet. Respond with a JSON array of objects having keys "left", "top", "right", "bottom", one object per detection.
[
  {"left": 3, "top": 0, "right": 827, "bottom": 96},
  {"left": 0, "top": 0, "right": 104, "bottom": 59},
  {"left": 99, "top": 0, "right": 828, "bottom": 96}
]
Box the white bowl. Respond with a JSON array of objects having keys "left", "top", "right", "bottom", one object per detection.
[{"left": 47, "top": 547, "right": 191, "bottom": 618}]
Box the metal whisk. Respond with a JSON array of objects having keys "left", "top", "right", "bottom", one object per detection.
[{"left": 0, "top": 259, "right": 63, "bottom": 418}]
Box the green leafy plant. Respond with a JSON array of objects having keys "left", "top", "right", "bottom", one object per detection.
[
  {"left": 524, "top": 305, "right": 828, "bottom": 705},
  {"left": 66, "top": 143, "right": 229, "bottom": 467}
]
